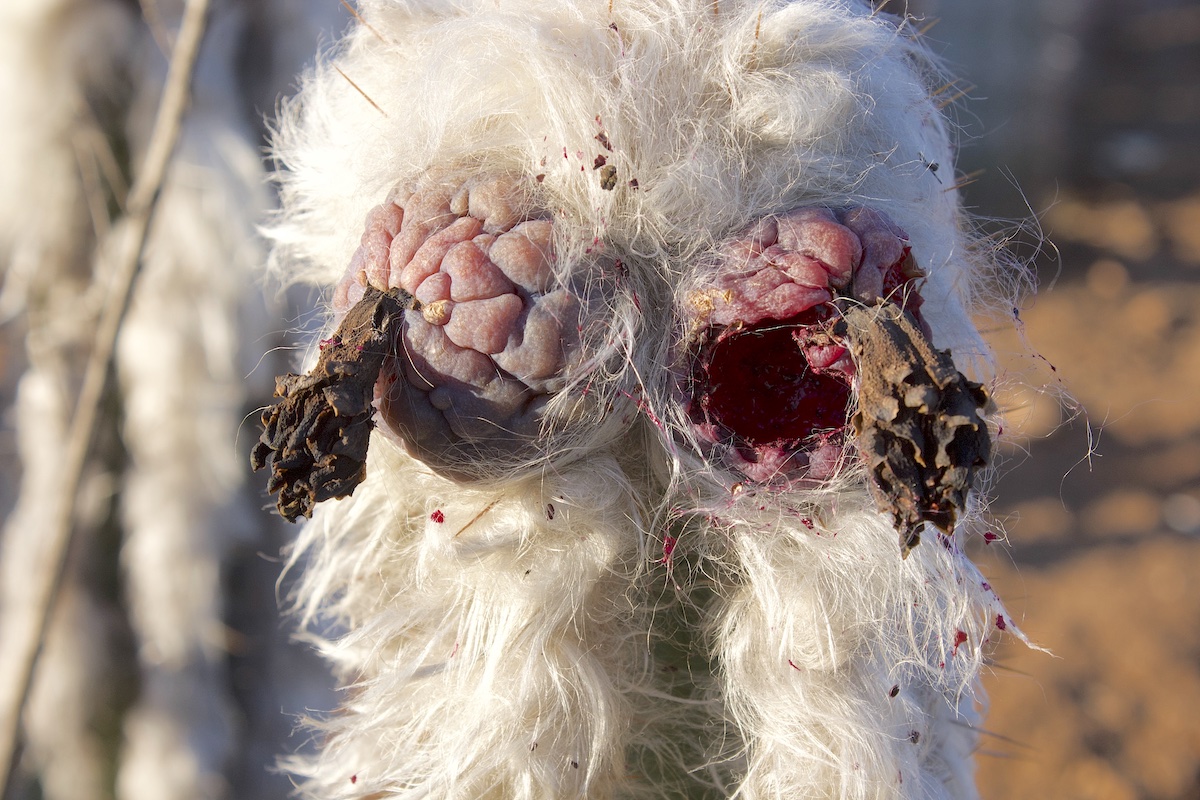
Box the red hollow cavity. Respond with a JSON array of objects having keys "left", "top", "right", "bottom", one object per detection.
[
  {"left": 693, "top": 310, "right": 851, "bottom": 450},
  {"left": 681, "top": 204, "right": 929, "bottom": 482}
]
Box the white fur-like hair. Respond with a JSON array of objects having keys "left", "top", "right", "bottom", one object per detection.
[{"left": 270, "top": 1, "right": 1030, "bottom": 797}]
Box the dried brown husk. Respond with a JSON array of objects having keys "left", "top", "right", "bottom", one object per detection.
[
  {"left": 251, "top": 287, "right": 415, "bottom": 521},
  {"left": 835, "top": 301, "right": 992, "bottom": 557}
]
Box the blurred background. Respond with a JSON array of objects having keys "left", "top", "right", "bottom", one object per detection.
[
  {"left": 1, "top": 1, "right": 1197, "bottom": 799},
  {"left": 899, "top": 0, "right": 1200, "bottom": 797}
]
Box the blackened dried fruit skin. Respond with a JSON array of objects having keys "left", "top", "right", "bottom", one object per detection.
[
  {"left": 834, "top": 301, "right": 992, "bottom": 557},
  {"left": 251, "top": 287, "right": 416, "bottom": 521}
]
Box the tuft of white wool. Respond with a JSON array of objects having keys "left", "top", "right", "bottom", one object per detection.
[
  {"left": 710, "top": 505, "right": 997, "bottom": 798},
  {"left": 283, "top": 439, "right": 676, "bottom": 797},
  {"left": 269, "top": 1, "right": 1032, "bottom": 797}
]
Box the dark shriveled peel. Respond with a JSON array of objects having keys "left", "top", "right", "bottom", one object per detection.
[
  {"left": 834, "top": 301, "right": 991, "bottom": 558},
  {"left": 251, "top": 287, "right": 416, "bottom": 521}
]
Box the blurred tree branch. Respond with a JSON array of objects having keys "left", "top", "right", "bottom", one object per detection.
[{"left": 0, "top": 0, "right": 212, "bottom": 794}]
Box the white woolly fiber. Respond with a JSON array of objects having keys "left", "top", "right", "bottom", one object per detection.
[{"left": 270, "top": 1, "right": 1030, "bottom": 797}]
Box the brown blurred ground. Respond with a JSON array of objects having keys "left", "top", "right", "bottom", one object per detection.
[
  {"left": 977, "top": 234, "right": 1200, "bottom": 798},
  {"left": 898, "top": 1, "right": 1200, "bottom": 797}
]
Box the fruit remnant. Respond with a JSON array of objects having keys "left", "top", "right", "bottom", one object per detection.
[
  {"left": 835, "top": 302, "right": 991, "bottom": 557},
  {"left": 251, "top": 287, "right": 415, "bottom": 521}
]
